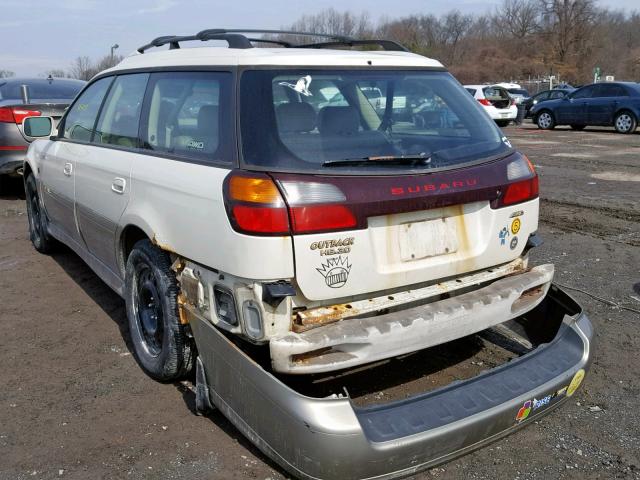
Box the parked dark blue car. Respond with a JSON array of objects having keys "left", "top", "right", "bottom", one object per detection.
[{"left": 530, "top": 82, "right": 640, "bottom": 134}]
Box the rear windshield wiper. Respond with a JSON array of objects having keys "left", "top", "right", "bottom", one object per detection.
[{"left": 322, "top": 154, "right": 432, "bottom": 168}]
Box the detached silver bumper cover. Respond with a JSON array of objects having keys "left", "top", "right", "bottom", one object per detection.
[
  {"left": 271, "top": 264, "right": 554, "bottom": 374},
  {"left": 189, "top": 284, "right": 594, "bottom": 480}
]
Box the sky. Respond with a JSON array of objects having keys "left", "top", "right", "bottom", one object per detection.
[{"left": 2, "top": 0, "right": 638, "bottom": 77}]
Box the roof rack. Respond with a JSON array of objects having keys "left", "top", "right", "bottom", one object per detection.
[{"left": 137, "top": 29, "right": 408, "bottom": 53}]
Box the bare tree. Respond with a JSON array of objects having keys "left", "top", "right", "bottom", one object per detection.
[
  {"left": 0, "top": 70, "right": 15, "bottom": 78},
  {"left": 495, "top": 0, "right": 541, "bottom": 38},
  {"left": 66, "top": 54, "right": 123, "bottom": 81},
  {"left": 539, "top": 0, "right": 596, "bottom": 63},
  {"left": 68, "top": 56, "right": 96, "bottom": 81}
]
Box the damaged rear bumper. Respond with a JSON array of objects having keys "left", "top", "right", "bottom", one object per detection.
[
  {"left": 271, "top": 264, "right": 554, "bottom": 374},
  {"left": 189, "top": 284, "right": 594, "bottom": 480}
]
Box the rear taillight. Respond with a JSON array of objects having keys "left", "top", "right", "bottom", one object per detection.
[
  {"left": 494, "top": 154, "right": 539, "bottom": 208},
  {"left": 225, "top": 174, "right": 290, "bottom": 235},
  {"left": 0, "top": 107, "right": 41, "bottom": 124},
  {"left": 224, "top": 173, "right": 357, "bottom": 236},
  {"left": 279, "top": 180, "right": 356, "bottom": 234},
  {"left": 478, "top": 99, "right": 491, "bottom": 106},
  {"left": 510, "top": 99, "right": 517, "bottom": 106}
]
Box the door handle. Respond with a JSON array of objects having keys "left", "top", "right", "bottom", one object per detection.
[
  {"left": 111, "top": 177, "right": 126, "bottom": 194},
  {"left": 63, "top": 162, "right": 73, "bottom": 176}
]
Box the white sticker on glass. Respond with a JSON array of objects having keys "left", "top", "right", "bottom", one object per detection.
[{"left": 279, "top": 75, "right": 313, "bottom": 97}]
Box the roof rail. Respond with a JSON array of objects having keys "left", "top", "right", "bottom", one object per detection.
[
  {"left": 137, "top": 29, "right": 408, "bottom": 54},
  {"left": 298, "top": 39, "right": 409, "bottom": 52}
]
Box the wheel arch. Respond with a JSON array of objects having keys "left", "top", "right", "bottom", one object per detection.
[
  {"left": 118, "top": 222, "right": 153, "bottom": 277},
  {"left": 613, "top": 107, "right": 637, "bottom": 120}
]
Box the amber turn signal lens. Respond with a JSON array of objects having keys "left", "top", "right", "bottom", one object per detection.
[{"left": 229, "top": 176, "right": 282, "bottom": 204}]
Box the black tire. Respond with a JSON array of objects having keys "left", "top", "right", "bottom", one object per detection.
[
  {"left": 24, "top": 174, "right": 57, "bottom": 254},
  {"left": 495, "top": 120, "right": 510, "bottom": 127},
  {"left": 125, "top": 239, "right": 194, "bottom": 381},
  {"left": 536, "top": 110, "right": 555, "bottom": 130},
  {"left": 613, "top": 110, "right": 637, "bottom": 134},
  {"left": 570, "top": 124, "right": 586, "bottom": 131}
]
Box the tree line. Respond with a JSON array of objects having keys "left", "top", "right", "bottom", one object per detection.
[
  {"left": 281, "top": 1, "right": 640, "bottom": 86},
  {"left": 2, "top": 1, "right": 638, "bottom": 87}
]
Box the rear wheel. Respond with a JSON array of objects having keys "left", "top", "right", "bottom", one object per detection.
[
  {"left": 614, "top": 111, "right": 637, "bottom": 134},
  {"left": 125, "top": 239, "right": 194, "bottom": 381},
  {"left": 536, "top": 111, "right": 555, "bottom": 130},
  {"left": 24, "top": 174, "right": 57, "bottom": 253},
  {"left": 570, "top": 124, "right": 586, "bottom": 131}
]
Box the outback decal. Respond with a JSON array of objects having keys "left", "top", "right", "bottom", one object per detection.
[
  {"left": 279, "top": 75, "right": 313, "bottom": 97},
  {"left": 510, "top": 210, "right": 524, "bottom": 218},
  {"left": 391, "top": 178, "right": 478, "bottom": 196},
  {"left": 316, "top": 256, "right": 352, "bottom": 288},
  {"left": 310, "top": 237, "right": 355, "bottom": 256},
  {"left": 511, "top": 218, "right": 521, "bottom": 235}
]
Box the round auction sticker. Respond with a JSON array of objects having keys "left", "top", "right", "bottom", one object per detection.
[{"left": 566, "top": 369, "right": 585, "bottom": 397}]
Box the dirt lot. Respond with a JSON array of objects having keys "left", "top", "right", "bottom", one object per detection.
[{"left": 1, "top": 123, "right": 639, "bottom": 480}]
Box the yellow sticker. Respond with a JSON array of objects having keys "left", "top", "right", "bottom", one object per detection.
[
  {"left": 566, "top": 369, "right": 585, "bottom": 397},
  {"left": 511, "top": 218, "right": 521, "bottom": 235}
]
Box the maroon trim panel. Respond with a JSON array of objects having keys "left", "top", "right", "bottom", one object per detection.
[{"left": 269, "top": 151, "right": 534, "bottom": 233}]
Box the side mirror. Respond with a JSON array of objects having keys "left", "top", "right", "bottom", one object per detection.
[{"left": 23, "top": 116, "right": 54, "bottom": 137}]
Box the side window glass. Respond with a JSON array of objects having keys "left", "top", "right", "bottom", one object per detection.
[
  {"left": 94, "top": 73, "right": 149, "bottom": 148},
  {"left": 549, "top": 91, "right": 564, "bottom": 99},
  {"left": 142, "top": 71, "right": 231, "bottom": 163},
  {"left": 537, "top": 92, "right": 550, "bottom": 101},
  {"left": 571, "top": 86, "right": 594, "bottom": 100},
  {"left": 62, "top": 77, "right": 112, "bottom": 141}
]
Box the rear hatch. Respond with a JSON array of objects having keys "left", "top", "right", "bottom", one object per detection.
[
  {"left": 483, "top": 86, "right": 511, "bottom": 109},
  {"left": 270, "top": 153, "right": 538, "bottom": 301},
  {"left": 236, "top": 68, "right": 538, "bottom": 301}
]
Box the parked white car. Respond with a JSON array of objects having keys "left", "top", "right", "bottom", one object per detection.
[
  {"left": 465, "top": 84, "right": 518, "bottom": 126},
  {"left": 21, "top": 29, "right": 592, "bottom": 480}
]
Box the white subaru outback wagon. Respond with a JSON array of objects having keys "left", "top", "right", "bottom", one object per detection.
[{"left": 23, "top": 29, "right": 593, "bottom": 480}]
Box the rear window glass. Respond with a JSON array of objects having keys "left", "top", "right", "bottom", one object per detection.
[
  {"left": 140, "top": 71, "right": 233, "bottom": 164},
  {"left": 0, "top": 79, "right": 84, "bottom": 101},
  {"left": 483, "top": 87, "right": 509, "bottom": 100},
  {"left": 240, "top": 70, "right": 509, "bottom": 174}
]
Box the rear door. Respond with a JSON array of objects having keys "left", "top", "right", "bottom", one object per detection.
[
  {"left": 74, "top": 73, "right": 149, "bottom": 274},
  {"left": 587, "top": 84, "right": 626, "bottom": 125},
  {"left": 41, "top": 77, "right": 113, "bottom": 243}
]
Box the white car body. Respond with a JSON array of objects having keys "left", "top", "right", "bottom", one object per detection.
[
  {"left": 25, "top": 44, "right": 542, "bottom": 375},
  {"left": 465, "top": 84, "right": 518, "bottom": 122}
]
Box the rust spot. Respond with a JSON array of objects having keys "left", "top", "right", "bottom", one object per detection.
[
  {"left": 291, "top": 347, "right": 334, "bottom": 364},
  {"left": 292, "top": 303, "right": 359, "bottom": 333},
  {"left": 177, "top": 293, "right": 190, "bottom": 325},
  {"left": 151, "top": 235, "right": 177, "bottom": 254},
  {"left": 520, "top": 285, "right": 543, "bottom": 298}
]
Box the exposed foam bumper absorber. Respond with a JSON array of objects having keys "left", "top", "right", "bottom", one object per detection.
[{"left": 271, "top": 264, "right": 554, "bottom": 374}]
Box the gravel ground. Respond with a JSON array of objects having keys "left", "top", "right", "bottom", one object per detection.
[{"left": 0, "top": 123, "right": 638, "bottom": 479}]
